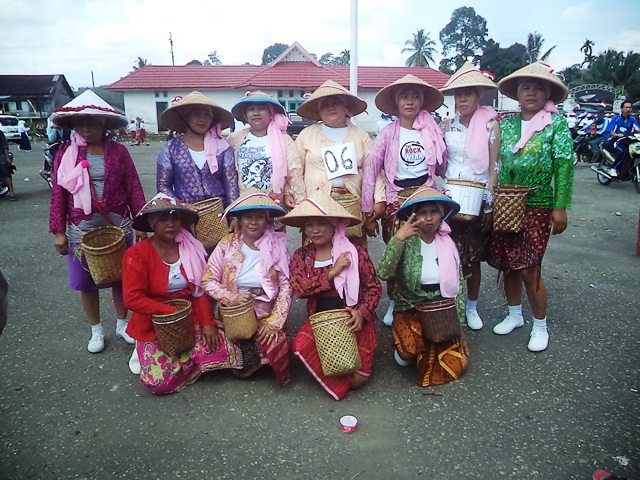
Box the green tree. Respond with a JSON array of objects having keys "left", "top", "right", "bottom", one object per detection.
[
  {"left": 261, "top": 43, "right": 289, "bottom": 65},
  {"left": 479, "top": 39, "right": 527, "bottom": 80},
  {"left": 439, "top": 7, "right": 488, "bottom": 73},
  {"left": 319, "top": 50, "right": 350, "bottom": 66},
  {"left": 204, "top": 51, "right": 222, "bottom": 66},
  {"left": 526, "top": 32, "right": 556, "bottom": 63},
  {"left": 402, "top": 28, "right": 437, "bottom": 67},
  {"left": 580, "top": 39, "right": 595, "bottom": 68},
  {"left": 133, "top": 57, "right": 148, "bottom": 71},
  {"left": 558, "top": 64, "right": 589, "bottom": 89}
]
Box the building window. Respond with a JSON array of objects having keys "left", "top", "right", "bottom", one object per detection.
[
  {"left": 277, "top": 90, "right": 283, "bottom": 98},
  {"left": 300, "top": 90, "right": 304, "bottom": 98},
  {"left": 154, "top": 91, "right": 160, "bottom": 98},
  {"left": 163, "top": 91, "right": 168, "bottom": 97},
  {"left": 15, "top": 101, "right": 22, "bottom": 111},
  {"left": 289, "top": 90, "right": 294, "bottom": 98}
]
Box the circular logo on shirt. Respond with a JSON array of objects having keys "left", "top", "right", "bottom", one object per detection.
[{"left": 400, "top": 141, "right": 426, "bottom": 167}]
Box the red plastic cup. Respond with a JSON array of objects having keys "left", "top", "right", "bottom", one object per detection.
[{"left": 340, "top": 415, "right": 358, "bottom": 433}]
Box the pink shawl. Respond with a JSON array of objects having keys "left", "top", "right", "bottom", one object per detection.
[
  {"left": 175, "top": 228, "right": 208, "bottom": 298},
  {"left": 466, "top": 105, "right": 497, "bottom": 174},
  {"left": 433, "top": 216, "right": 460, "bottom": 299},
  {"left": 204, "top": 123, "right": 231, "bottom": 174},
  {"left": 512, "top": 100, "right": 558, "bottom": 154},
  {"left": 255, "top": 223, "right": 290, "bottom": 278},
  {"left": 329, "top": 218, "right": 360, "bottom": 307},
  {"left": 266, "top": 106, "right": 290, "bottom": 194},
  {"left": 56, "top": 132, "right": 92, "bottom": 214},
  {"left": 413, "top": 110, "right": 446, "bottom": 167}
]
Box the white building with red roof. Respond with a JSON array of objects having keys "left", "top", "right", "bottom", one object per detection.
[{"left": 107, "top": 42, "right": 452, "bottom": 134}]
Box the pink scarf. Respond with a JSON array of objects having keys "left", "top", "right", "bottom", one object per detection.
[
  {"left": 431, "top": 203, "right": 460, "bottom": 299},
  {"left": 266, "top": 107, "right": 290, "bottom": 195},
  {"left": 204, "top": 123, "right": 231, "bottom": 175},
  {"left": 255, "top": 223, "right": 290, "bottom": 278},
  {"left": 466, "top": 105, "right": 497, "bottom": 174},
  {"left": 329, "top": 218, "right": 360, "bottom": 307},
  {"left": 175, "top": 227, "right": 208, "bottom": 298},
  {"left": 413, "top": 110, "right": 446, "bottom": 167},
  {"left": 512, "top": 100, "right": 558, "bottom": 154},
  {"left": 57, "top": 132, "right": 92, "bottom": 214}
]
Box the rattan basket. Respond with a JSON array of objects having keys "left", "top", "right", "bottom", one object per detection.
[
  {"left": 330, "top": 192, "right": 362, "bottom": 238},
  {"left": 193, "top": 197, "right": 227, "bottom": 250},
  {"left": 219, "top": 299, "right": 257, "bottom": 342},
  {"left": 151, "top": 299, "right": 195, "bottom": 357},
  {"left": 309, "top": 309, "right": 361, "bottom": 377},
  {"left": 493, "top": 185, "right": 530, "bottom": 233},
  {"left": 397, "top": 186, "right": 421, "bottom": 204},
  {"left": 80, "top": 226, "right": 126, "bottom": 285}
]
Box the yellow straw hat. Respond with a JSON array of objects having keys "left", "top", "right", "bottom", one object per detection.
[
  {"left": 498, "top": 62, "right": 568, "bottom": 104},
  {"left": 132, "top": 193, "right": 200, "bottom": 232},
  {"left": 296, "top": 80, "right": 367, "bottom": 121},
  {"left": 439, "top": 62, "right": 498, "bottom": 95},
  {"left": 280, "top": 191, "right": 360, "bottom": 228},
  {"left": 160, "top": 91, "right": 234, "bottom": 132},
  {"left": 375, "top": 74, "right": 444, "bottom": 115}
]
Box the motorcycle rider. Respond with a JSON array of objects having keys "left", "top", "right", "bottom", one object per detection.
[
  {"left": 601, "top": 101, "right": 640, "bottom": 177},
  {"left": 581, "top": 108, "right": 610, "bottom": 156}
]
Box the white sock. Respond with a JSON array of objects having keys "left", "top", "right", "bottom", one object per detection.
[
  {"left": 91, "top": 323, "right": 104, "bottom": 335},
  {"left": 116, "top": 318, "right": 128, "bottom": 330},
  {"left": 508, "top": 305, "right": 523, "bottom": 318},
  {"left": 532, "top": 317, "right": 547, "bottom": 332},
  {"left": 466, "top": 299, "right": 478, "bottom": 312}
]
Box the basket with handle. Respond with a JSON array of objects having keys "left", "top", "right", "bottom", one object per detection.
[
  {"left": 416, "top": 298, "right": 462, "bottom": 343},
  {"left": 219, "top": 299, "right": 258, "bottom": 342},
  {"left": 151, "top": 299, "right": 195, "bottom": 357},
  {"left": 193, "top": 197, "right": 227, "bottom": 250},
  {"left": 80, "top": 226, "right": 126, "bottom": 285},
  {"left": 446, "top": 179, "right": 486, "bottom": 222},
  {"left": 309, "top": 309, "right": 361, "bottom": 377},
  {"left": 493, "top": 185, "right": 530, "bottom": 233},
  {"left": 330, "top": 192, "right": 362, "bottom": 238},
  {"left": 397, "top": 186, "right": 421, "bottom": 205}
]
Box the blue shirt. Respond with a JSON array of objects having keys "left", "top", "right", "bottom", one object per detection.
[{"left": 605, "top": 115, "right": 640, "bottom": 139}]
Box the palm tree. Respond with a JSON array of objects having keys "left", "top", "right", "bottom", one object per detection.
[
  {"left": 526, "top": 32, "right": 556, "bottom": 63},
  {"left": 133, "top": 57, "right": 148, "bottom": 71},
  {"left": 402, "top": 29, "right": 437, "bottom": 67},
  {"left": 580, "top": 39, "right": 595, "bottom": 68}
]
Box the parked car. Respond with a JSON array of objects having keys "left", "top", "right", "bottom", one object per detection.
[
  {"left": 287, "top": 114, "right": 315, "bottom": 137},
  {"left": 0, "top": 115, "right": 20, "bottom": 143}
]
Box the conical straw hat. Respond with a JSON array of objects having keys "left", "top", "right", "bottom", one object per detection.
[
  {"left": 231, "top": 90, "right": 286, "bottom": 122},
  {"left": 395, "top": 187, "right": 460, "bottom": 221},
  {"left": 222, "top": 187, "right": 287, "bottom": 220},
  {"left": 375, "top": 74, "right": 444, "bottom": 115},
  {"left": 51, "top": 90, "right": 127, "bottom": 130},
  {"left": 440, "top": 62, "right": 498, "bottom": 94},
  {"left": 498, "top": 62, "right": 568, "bottom": 104},
  {"left": 160, "top": 91, "right": 234, "bottom": 132},
  {"left": 296, "top": 80, "right": 367, "bottom": 121},
  {"left": 132, "top": 193, "right": 200, "bottom": 232},
  {"left": 280, "top": 190, "right": 360, "bottom": 228}
]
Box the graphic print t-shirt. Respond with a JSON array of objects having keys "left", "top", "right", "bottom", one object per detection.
[
  {"left": 237, "top": 132, "right": 272, "bottom": 190},
  {"left": 395, "top": 127, "right": 427, "bottom": 180}
]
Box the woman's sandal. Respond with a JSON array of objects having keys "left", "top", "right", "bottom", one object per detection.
[{"left": 8, "top": 194, "right": 16, "bottom": 202}]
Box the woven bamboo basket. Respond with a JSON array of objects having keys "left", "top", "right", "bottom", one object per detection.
[
  {"left": 446, "top": 179, "right": 485, "bottom": 222},
  {"left": 309, "top": 309, "right": 361, "bottom": 377},
  {"left": 193, "top": 197, "right": 227, "bottom": 250},
  {"left": 80, "top": 226, "right": 126, "bottom": 285},
  {"left": 397, "top": 186, "right": 421, "bottom": 204},
  {"left": 151, "top": 299, "right": 195, "bottom": 357},
  {"left": 493, "top": 185, "right": 530, "bottom": 233},
  {"left": 330, "top": 192, "right": 362, "bottom": 238},
  {"left": 219, "top": 299, "right": 257, "bottom": 342},
  {"left": 416, "top": 298, "right": 462, "bottom": 343}
]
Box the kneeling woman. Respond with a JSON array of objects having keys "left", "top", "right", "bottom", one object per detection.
[
  {"left": 202, "top": 190, "right": 292, "bottom": 386},
  {"left": 377, "top": 188, "right": 469, "bottom": 387},
  {"left": 123, "top": 194, "right": 242, "bottom": 395},
  {"left": 281, "top": 192, "right": 382, "bottom": 401}
]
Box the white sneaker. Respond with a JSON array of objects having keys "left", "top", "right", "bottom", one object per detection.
[
  {"left": 116, "top": 325, "right": 135, "bottom": 344},
  {"left": 466, "top": 310, "right": 484, "bottom": 330},
  {"left": 527, "top": 329, "right": 549, "bottom": 352},
  {"left": 394, "top": 350, "right": 411, "bottom": 367},
  {"left": 493, "top": 315, "right": 524, "bottom": 335},
  {"left": 128, "top": 348, "right": 141, "bottom": 375},
  {"left": 607, "top": 167, "right": 618, "bottom": 177},
  {"left": 87, "top": 333, "right": 105, "bottom": 353},
  {"left": 382, "top": 300, "right": 395, "bottom": 327}
]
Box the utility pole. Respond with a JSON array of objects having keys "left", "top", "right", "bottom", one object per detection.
[
  {"left": 169, "top": 32, "right": 175, "bottom": 66},
  {"left": 349, "top": 0, "right": 358, "bottom": 98},
  {"left": 91, "top": 70, "right": 95, "bottom": 88}
]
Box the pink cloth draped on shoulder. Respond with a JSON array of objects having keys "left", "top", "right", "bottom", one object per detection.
[
  {"left": 204, "top": 123, "right": 231, "bottom": 175},
  {"left": 466, "top": 105, "right": 497, "bottom": 174},
  {"left": 413, "top": 110, "right": 446, "bottom": 168},
  {"left": 175, "top": 227, "right": 208, "bottom": 297},
  {"left": 255, "top": 224, "right": 290, "bottom": 278},
  {"left": 56, "top": 132, "right": 91, "bottom": 214},
  {"left": 329, "top": 219, "right": 360, "bottom": 306},
  {"left": 267, "top": 107, "right": 290, "bottom": 195},
  {"left": 512, "top": 100, "right": 558, "bottom": 154}
]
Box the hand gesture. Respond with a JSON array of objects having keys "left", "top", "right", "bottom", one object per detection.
[
  {"left": 345, "top": 306, "right": 364, "bottom": 333},
  {"left": 394, "top": 213, "right": 421, "bottom": 242}
]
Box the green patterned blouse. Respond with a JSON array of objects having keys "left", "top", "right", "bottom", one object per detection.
[
  {"left": 377, "top": 235, "right": 465, "bottom": 323},
  {"left": 498, "top": 113, "right": 574, "bottom": 209}
]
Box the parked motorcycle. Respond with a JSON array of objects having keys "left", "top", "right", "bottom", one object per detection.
[
  {"left": 573, "top": 131, "right": 597, "bottom": 165},
  {"left": 590, "top": 133, "right": 640, "bottom": 193},
  {"left": 39, "top": 142, "right": 59, "bottom": 189},
  {"left": 0, "top": 152, "right": 14, "bottom": 196}
]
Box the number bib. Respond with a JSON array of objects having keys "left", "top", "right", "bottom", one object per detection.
[{"left": 320, "top": 142, "right": 358, "bottom": 180}]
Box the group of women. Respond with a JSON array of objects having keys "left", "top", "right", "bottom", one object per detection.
[{"left": 48, "top": 60, "right": 573, "bottom": 398}]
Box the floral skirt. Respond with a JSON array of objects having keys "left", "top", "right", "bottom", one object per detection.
[
  {"left": 137, "top": 324, "right": 242, "bottom": 395},
  {"left": 449, "top": 219, "right": 488, "bottom": 277}
]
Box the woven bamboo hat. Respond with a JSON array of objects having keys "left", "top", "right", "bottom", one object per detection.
[
  {"left": 395, "top": 187, "right": 460, "bottom": 221},
  {"left": 51, "top": 90, "right": 127, "bottom": 130},
  {"left": 498, "top": 62, "right": 568, "bottom": 104},
  {"left": 375, "top": 74, "right": 444, "bottom": 115},
  {"left": 160, "top": 91, "right": 234, "bottom": 132},
  {"left": 440, "top": 62, "right": 497, "bottom": 95},
  {"left": 296, "top": 80, "right": 367, "bottom": 121},
  {"left": 231, "top": 91, "right": 286, "bottom": 122},
  {"left": 132, "top": 193, "right": 200, "bottom": 232},
  {"left": 280, "top": 191, "right": 361, "bottom": 228},
  {"left": 222, "top": 187, "right": 287, "bottom": 220}
]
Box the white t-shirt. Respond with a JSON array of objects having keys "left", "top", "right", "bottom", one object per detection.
[
  {"left": 322, "top": 124, "right": 348, "bottom": 187},
  {"left": 189, "top": 148, "right": 207, "bottom": 170},
  {"left": 395, "top": 127, "right": 427, "bottom": 181},
  {"left": 166, "top": 260, "right": 189, "bottom": 293},
  {"left": 237, "top": 243, "right": 262, "bottom": 289},
  {"left": 314, "top": 258, "right": 333, "bottom": 269},
  {"left": 420, "top": 239, "right": 440, "bottom": 285},
  {"left": 237, "top": 132, "right": 272, "bottom": 190}
]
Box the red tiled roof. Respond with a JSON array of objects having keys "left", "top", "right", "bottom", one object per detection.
[{"left": 107, "top": 64, "right": 449, "bottom": 91}]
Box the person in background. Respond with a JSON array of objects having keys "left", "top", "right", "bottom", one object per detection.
[
  {"left": 580, "top": 108, "right": 610, "bottom": 157},
  {"left": 0, "top": 130, "right": 16, "bottom": 201},
  {"left": 128, "top": 119, "right": 137, "bottom": 145},
  {"left": 18, "top": 119, "right": 31, "bottom": 151},
  {"left": 376, "top": 113, "right": 393, "bottom": 135},
  {"left": 601, "top": 100, "right": 640, "bottom": 177}
]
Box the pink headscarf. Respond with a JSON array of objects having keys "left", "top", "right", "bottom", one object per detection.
[
  {"left": 255, "top": 223, "right": 290, "bottom": 278},
  {"left": 204, "top": 123, "right": 231, "bottom": 174},
  {"left": 266, "top": 105, "right": 290, "bottom": 195},
  {"left": 465, "top": 105, "right": 497, "bottom": 174},
  {"left": 512, "top": 80, "right": 557, "bottom": 153},
  {"left": 56, "top": 132, "right": 91, "bottom": 214},
  {"left": 413, "top": 110, "right": 446, "bottom": 167},
  {"left": 329, "top": 218, "right": 360, "bottom": 307}
]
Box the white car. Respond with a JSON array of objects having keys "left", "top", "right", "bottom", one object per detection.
[{"left": 0, "top": 115, "right": 20, "bottom": 143}]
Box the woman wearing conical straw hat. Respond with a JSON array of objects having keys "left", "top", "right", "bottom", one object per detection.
[
  {"left": 202, "top": 188, "right": 292, "bottom": 386},
  {"left": 488, "top": 62, "right": 574, "bottom": 352},
  {"left": 226, "top": 91, "right": 305, "bottom": 209},
  {"left": 281, "top": 191, "right": 382, "bottom": 401},
  {"left": 294, "top": 80, "right": 386, "bottom": 248},
  {"left": 49, "top": 90, "right": 147, "bottom": 354},
  {"left": 439, "top": 62, "right": 500, "bottom": 331},
  {"left": 360, "top": 74, "right": 447, "bottom": 326}
]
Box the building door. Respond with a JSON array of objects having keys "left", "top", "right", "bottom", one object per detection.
[{"left": 156, "top": 102, "right": 168, "bottom": 131}]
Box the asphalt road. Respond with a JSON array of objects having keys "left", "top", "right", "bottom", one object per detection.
[{"left": 0, "top": 139, "right": 638, "bottom": 480}]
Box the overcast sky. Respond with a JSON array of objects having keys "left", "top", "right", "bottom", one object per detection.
[{"left": 2, "top": 0, "right": 639, "bottom": 90}]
